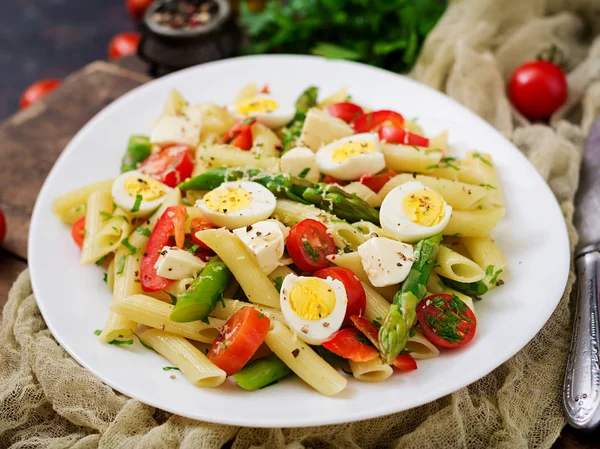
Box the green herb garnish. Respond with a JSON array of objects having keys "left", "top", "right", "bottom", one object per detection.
[
  {"left": 99, "top": 211, "right": 112, "bottom": 221},
  {"left": 479, "top": 183, "right": 497, "bottom": 190},
  {"left": 132, "top": 330, "right": 156, "bottom": 352},
  {"left": 162, "top": 290, "right": 177, "bottom": 305},
  {"left": 163, "top": 366, "right": 180, "bottom": 371},
  {"left": 108, "top": 338, "right": 134, "bottom": 346},
  {"left": 302, "top": 239, "right": 320, "bottom": 261},
  {"left": 116, "top": 255, "right": 126, "bottom": 275},
  {"left": 298, "top": 167, "right": 311, "bottom": 179},
  {"left": 131, "top": 194, "right": 143, "bottom": 213},
  {"left": 95, "top": 255, "right": 107, "bottom": 266},
  {"left": 135, "top": 226, "right": 151, "bottom": 237},
  {"left": 121, "top": 237, "right": 138, "bottom": 255},
  {"left": 94, "top": 329, "right": 102, "bottom": 336},
  {"left": 472, "top": 152, "right": 492, "bottom": 167},
  {"left": 273, "top": 276, "right": 284, "bottom": 292}
]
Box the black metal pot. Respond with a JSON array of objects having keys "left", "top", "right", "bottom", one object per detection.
[{"left": 138, "top": 0, "right": 241, "bottom": 76}]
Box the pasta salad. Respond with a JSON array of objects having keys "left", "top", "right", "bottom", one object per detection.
[{"left": 53, "top": 83, "right": 506, "bottom": 395}]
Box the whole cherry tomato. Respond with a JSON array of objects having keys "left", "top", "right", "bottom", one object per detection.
[
  {"left": 108, "top": 32, "right": 141, "bottom": 60},
  {"left": 20, "top": 79, "right": 61, "bottom": 109},
  {"left": 126, "top": 0, "right": 153, "bottom": 21}
]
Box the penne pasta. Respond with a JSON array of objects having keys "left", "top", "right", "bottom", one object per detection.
[
  {"left": 142, "top": 329, "right": 226, "bottom": 387},
  {"left": 53, "top": 179, "right": 114, "bottom": 225},
  {"left": 462, "top": 236, "right": 506, "bottom": 289},
  {"left": 264, "top": 320, "right": 347, "bottom": 396},
  {"left": 210, "top": 298, "right": 285, "bottom": 323},
  {"left": 250, "top": 123, "right": 282, "bottom": 158},
  {"left": 199, "top": 144, "right": 280, "bottom": 171},
  {"left": 464, "top": 151, "right": 504, "bottom": 207},
  {"left": 381, "top": 143, "right": 443, "bottom": 173},
  {"left": 434, "top": 245, "right": 485, "bottom": 283},
  {"left": 80, "top": 191, "right": 115, "bottom": 265},
  {"left": 342, "top": 182, "right": 382, "bottom": 208},
  {"left": 273, "top": 199, "right": 335, "bottom": 226},
  {"left": 361, "top": 282, "right": 392, "bottom": 324},
  {"left": 406, "top": 330, "right": 440, "bottom": 360},
  {"left": 443, "top": 207, "right": 505, "bottom": 237},
  {"left": 350, "top": 358, "right": 393, "bottom": 382}
]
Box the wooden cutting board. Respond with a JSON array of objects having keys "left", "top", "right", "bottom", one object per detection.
[{"left": 0, "top": 61, "right": 150, "bottom": 260}]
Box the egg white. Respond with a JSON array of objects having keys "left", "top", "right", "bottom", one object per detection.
[
  {"left": 226, "top": 94, "right": 295, "bottom": 130},
  {"left": 280, "top": 274, "right": 348, "bottom": 345},
  {"left": 196, "top": 181, "right": 276, "bottom": 229},
  {"left": 380, "top": 181, "right": 452, "bottom": 242},
  {"left": 112, "top": 171, "right": 172, "bottom": 217},
  {"left": 315, "top": 133, "right": 386, "bottom": 181}
]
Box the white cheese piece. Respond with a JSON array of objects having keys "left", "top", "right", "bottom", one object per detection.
[
  {"left": 154, "top": 246, "right": 206, "bottom": 280},
  {"left": 232, "top": 219, "right": 289, "bottom": 275},
  {"left": 299, "top": 108, "right": 353, "bottom": 152},
  {"left": 150, "top": 115, "right": 201, "bottom": 147},
  {"left": 280, "top": 146, "right": 320, "bottom": 182},
  {"left": 357, "top": 237, "right": 415, "bottom": 287}
]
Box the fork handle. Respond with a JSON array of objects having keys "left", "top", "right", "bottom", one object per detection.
[{"left": 563, "top": 247, "right": 600, "bottom": 429}]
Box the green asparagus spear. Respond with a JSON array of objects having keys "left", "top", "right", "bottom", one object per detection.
[
  {"left": 179, "top": 167, "right": 380, "bottom": 224},
  {"left": 441, "top": 277, "right": 488, "bottom": 296},
  {"left": 281, "top": 86, "right": 318, "bottom": 154},
  {"left": 121, "top": 135, "right": 152, "bottom": 173},
  {"left": 232, "top": 354, "right": 292, "bottom": 391},
  {"left": 379, "top": 235, "right": 442, "bottom": 363},
  {"left": 169, "top": 256, "right": 232, "bottom": 323}
]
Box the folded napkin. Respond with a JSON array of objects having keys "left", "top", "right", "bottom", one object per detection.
[{"left": 1, "top": 0, "right": 599, "bottom": 447}]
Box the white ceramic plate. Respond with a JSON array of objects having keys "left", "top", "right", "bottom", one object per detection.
[{"left": 29, "top": 55, "right": 570, "bottom": 428}]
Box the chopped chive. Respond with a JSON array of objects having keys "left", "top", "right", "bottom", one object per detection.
[
  {"left": 131, "top": 194, "right": 143, "bottom": 213},
  {"left": 93, "top": 329, "right": 102, "bottom": 336},
  {"left": 135, "top": 226, "right": 151, "bottom": 237},
  {"left": 121, "top": 237, "right": 138, "bottom": 255},
  {"left": 116, "top": 255, "right": 126, "bottom": 275}
]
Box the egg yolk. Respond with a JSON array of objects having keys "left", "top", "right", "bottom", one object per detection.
[
  {"left": 204, "top": 186, "right": 252, "bottom": 214},
  {"left": 402, "top": 189, "right": 446, "bottom": 227},
  {"left": 332, "top": 140, "right": 375, "bottom": 163},
  {"left": 236, "top": 97, "right": 278, "bottom": 115},
  {"left": 124, "top": 176, "right": 167, "bottom": 201},
  {"left": 289, "top": 278, "right": 336, "bottom": 321}
]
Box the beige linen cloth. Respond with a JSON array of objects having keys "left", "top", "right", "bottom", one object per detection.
[{"left": 2, "top": 0, "right": 600, "bottom": 447}]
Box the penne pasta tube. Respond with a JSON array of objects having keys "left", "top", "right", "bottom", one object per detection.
[
  {"left": 199, "top": 144, "right": 280, "bottom": 171},
  {"left": 196, "top": 229, "right": 280, "bottom": 308},
  {"left": 264, "top": 320, "right": 347, "bottom": 396},
  {"left": 350, "top": 358, "right": 393, "bottom": 382},
  {"left": 210, "top": 298, "right": 285, "bottom": 323},
  {"left": 443, "top": 207, "right": 505, "bottom": 237},
  {"left": 80, "top": 191, "right": 114, "bottom": 265},
  {"left": 141, "top": 329, "right": 226, "bottom": 388},
  {"left": 434, "top": 245, "right": 485, "bottom": 283},
  {"left": 361, "top": 282, "right": 392, "bottom": 324},
  {"left": 464, "top": 151, "right": 504, "bottom": 207},
  {"left": 111, "top": 294, "right": 223, "bottom": 343},
  {"left": 273, "top": 199, "right": 335, "bottom": 226},
  {"left": 53, "top": 179, "right": 114, "bottom": 225},
  {"left": 462, "top": 236, "right": 506, "bottom": 289},
  {"left": 342, "top": 182, "right": 382, "bottom": 208},
  {"left": 406, "top": 329, "right": 440, "bottom": 360},
  {"left": 381, "top": 143, "right": 443, "bottom": 173}
]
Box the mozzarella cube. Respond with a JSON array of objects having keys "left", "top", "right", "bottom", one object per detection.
[
  {"left": 233, "top": 220, "right": 289, "bottom": 275},
  {"left": 150, "top": 115, "right": 201, "bottom": 147},
  {"left": 280, "top": 146, "right": 320, "bottom": 182},
  {"left": 357, "top": 237, "right": 415, "bottom": 287},
  {"left": 154, "top": 246, "right": 206, "bottom": 280},
  {"left": 299, "top": 108, "right": 353, "bottom": 152}
]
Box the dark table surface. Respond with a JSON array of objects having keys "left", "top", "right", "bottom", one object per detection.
[{"left": 0, "top": 1, "right": 598, "bottom": 447}]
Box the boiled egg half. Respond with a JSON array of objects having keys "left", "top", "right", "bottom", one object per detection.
[
  {"left": 232, "top": 219, "right": 289, "bottom": 275},
  {"left": 315, "top": 133, "right": 386, "bottom": 180},
  {"left": 196, "top": 181, "right": 276, "bottom": 229},
  {"left": 112, "top": 171, "right": 172, "bottom": 217},
  {"left": 227, "top": 93, "right": 294, "bottom": 130},
  {"left": 280, "top": 273, "right": 347, "bottom": 345},
  {"left": 380, "top": 181, "right": 452, "bottom": 242}
]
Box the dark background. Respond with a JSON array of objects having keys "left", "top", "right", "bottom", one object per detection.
[{"left": 0, "top": 0, "right": 135, "bottom": 120}]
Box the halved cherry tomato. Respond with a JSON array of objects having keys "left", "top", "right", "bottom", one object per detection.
[
  {"left": 322, "top": 327, "right": 379, "bottom": 362},
  {"left": 315, "top": 267, "right": 365, "bottom": 323},
  {"left": 416, "top": 293, "right": 477, "bottom": 349},
  {"left": 108, "top": 32, "right": 141, "bottom": 60},
  {"left": 20, "top": 79, "right": 61, "bottom": 109},
  {"left": 138, "top": 144, "right": 194, "bottom": 188},
  {"left": 223, "top": 118, "right": 255, "bottom": 150},
  {"left": 140, "top": 206, "right": 187, "bottom": 292},
  {"left": 322, "top": 176, "right": 348, "bottom": 186},
  {"left": 208, "top": 306, "right": 271, "bottom": 376},
  {"left": 324, "top": 102, "right": 364, "bottom": 123},
  {"left": 353, "top": 110, "right": 405, "bottom": 133},
  {"left": 359, "top": 169, "right": 396, "bottom": 194},
  {"left": 190, "top": 217, "right": 214, "bottom": 250},
  {"left": 378, "top": 126, "right": 429, "bottom": 147},
  {"left": 286, "top": 219, "right": 336, "bottom": 272},
  {"left": 350, "top": 315, "right": 418, "bottom": 370},
  {"left": 392, "top": 354, "right": 418, "bottom": 371},
  {"left": 71, "top": 217, "right": 85, "bottom": 249}
]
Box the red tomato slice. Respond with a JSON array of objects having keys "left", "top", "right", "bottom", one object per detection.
[
  {"left": 20, "top": 79, "right": 61, "bottom": 109},
  {"left": 190, "top": 217, "right": 214, "bottom": 250},
  {"left": 322, "top": 176, "right": 348, "bottom": 186},
  {"left": 359, "top": 169, "right": 396, "bottom": 194},
  {"left": 208, "top": 306, "right": 271, "bottom": 376},
  {"left": 108, "top": 32, "right": 141, "bottom": 60},
  {"left": 286, "top": 219, "right": 336, "bottom": 272},
  {"left": 417, "top": 293, "right": 477, "bottom": 349},
  {"left": 353, "top": 110, "right": 405, "bottom": 133},
  {"left": 223, "top": 119, "right": 255, "bottom": 150},
  {"left": 378, "top": 126, "right": 429, "bottom": 147},
  {"left": 392, "top": 354, "right": 417, "bottom": 371},
  {"left": 315, "top": 268, "right": 366, "bottom": 323},
  {"left": 140, "top": 206, "right": 187, "bottom": 292},
  {"left": 71, "top": 217, "right": 85, "bottom": 249},
  {"left": 324, "top": 102, "right": 364, "bottom": 123},
  {"left": 138, "top": 144, "right": 194, "bottom": 188},
  {"left": 322, "top": 328, "right": 379, "bottom": 362}
]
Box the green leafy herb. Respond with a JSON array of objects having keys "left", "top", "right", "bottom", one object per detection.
[
  {"left": 222, "top": 343, "right": 227, "bottom": 350},
  {"left": 356, "top": 334, "right": 373, "bottom": 346},
  {"left": 217, "top": 293, "right": 226, "bottom": 308},
  {"left": 372, "top": 319, "right": 382, "bottom": 329},
  {"left": 298, "top": 167, "right": 311, "bottom": 179},
  {"left": 477, "top": 205, "right": 483, "bottom": 210},
  {"left": 108, "top": 338, "right": 134, "bottom": 346},
  {"left": 490, "top": 268, "right": 503, "bottom": 285},
  {"left": 131, "top": 194, "right": 143, "bottom": 213},
  {"left": 103, "top": 272, "right": 108, "bottom": 283},
  {"left": 273, "top": 276, "right": 284, "bottom": 292},
  {"left": 472, "top": 152, "right": 493, "bottom": 167},
  {"left": 99, "top": 211, "right": 112, "bottom": 221},
  {"left": 485, "top": 265, "right": 494, "bottom": 277},
  {"left": 162, "top": 290, "right": 177, "bottom": 305},
  {"left": 412, "top": 146, "right": 421, "bottom": 152},
  {"left": 240, "top": 1, "right": 447, "bottom": 73},
  {"left": 425, "top": 148, "right": 443, "bottom": 155},
  {"left": 302, "top": 239, "right": 320, "bottom": 261},
  {"left": 116, "top": 255, "right": 126, "bottom": 275},
  {"left": 187, "top": 244, "right": 200, "bottom": 254},
  {"left": 280, "top": 86, "right": 318, "bottom": 153},
  {"left": 163, "top": 366, "right": 180, "bottom": 371},
  {"left": 409, "top": 327, "right": 416, "bottom": 338},
  {"left": 135, "top": 226, "right": 151, "bottom": 237},
  {"left": 95, "top": 255, "right": 107, "bottom": 266},
  {"left": 121, "top": 237, "right": 138, "bottom": 255},
  {"left": 94, "top": 329, "right": 102, "bottom": 336},
  {"left": 479, "top": 183, "right": 497, "bottom": 190},
  {"left": 132, "top": 330, "right": 156, "bottom": 352},
  {"left": 449, "top": 233, "right": 462, "bottom": 237},
  {"left": 343, "top": 245, "right": 352, "bottom": 253}
]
